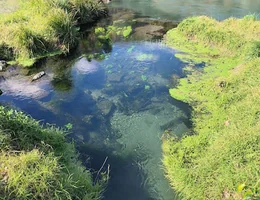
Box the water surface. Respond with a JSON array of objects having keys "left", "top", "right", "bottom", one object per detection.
[
  {"left": 0, "top": 40, "right": 191, "bottom": 199},
  {"left": 1, "top": 1, "right": 258, "bottom": 199},
  {"left": 110, "top": 0, "right": 260, "bottom": 21}
]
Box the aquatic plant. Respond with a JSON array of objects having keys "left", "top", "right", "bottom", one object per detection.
[
  {"left": 122, "top": 26, "right": 132, "bottom": 38},
  {"left": 127, "top": 45, "right": 135, "bottom": 53},
  {"left": 0, "top": 0, "right": 107, "bottom": 66},
  {"left": 163, "top": 16, "right": 260, "bottom": 199},
  {"left": 0, "top": 106, "right": 106, "bottom": 199},
  {"left": 141, "top": 75, "right": 147, "bottom": 81},
  {"left": 144, "top": 85, "right": 150, "bottom": 90},
  {"left": 136, "top": 53, "right": 154, "bottom": 61}
]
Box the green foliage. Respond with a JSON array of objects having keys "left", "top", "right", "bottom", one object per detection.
[
  {"left": 243, "top": 14, "right": 258, "bottom": 21},
  {"left": 136, "top": 53, "right": 154, "bottom": 61},
  {"left": 122, "top": 26, "right": 132, "bottom": 38},
  {"left": 65, "top": 122, "right": 73, "bottom": 130},
  {"left": 144, "top": 85, "right": 150, "bottom": 90},
  {"left": 141, "top": 75, "right": 147, "bottom": 81},
  {"left": 0, "top": 106, "right": 106, "bottom": 199},
  {"left": 163, "top": 16, "right": 260, "bottom": 199},
  {"left": 0, "top": 0, "right": 107, "bottom": 66}
]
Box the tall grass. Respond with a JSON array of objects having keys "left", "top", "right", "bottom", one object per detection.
[
  {"left": 163, "top": 16, "right": 260, "bottom": 199},
  {"left": 0, "top": 106, "right": 106, "bottom": 199},
  {"left": 0, "top": 0, "right": 107, "bottom": 66}
]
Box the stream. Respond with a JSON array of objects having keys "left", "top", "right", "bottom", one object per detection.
[{"left": 1, "top": 1, "right": 260, "bottom": 200}]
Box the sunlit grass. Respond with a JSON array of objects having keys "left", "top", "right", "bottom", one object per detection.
[
  {"left": 0, "top": 0, "right": 107, "bottom": 66},
  {"left": 163, "top": 16, "right": 260, "bottom": 199},
  {"left": 0, "top": 106, "right": 106, "bottom": 199}
]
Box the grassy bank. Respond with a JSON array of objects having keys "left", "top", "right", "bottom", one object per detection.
[
  {"left": 162, "top": 16, "right": 260, "bottom": 199},
  {"left": 0, "top": 0, "right": 107, "bottom": 66},
  {"left": 0, "top": 106, "right": 107, "bottom": 199}
]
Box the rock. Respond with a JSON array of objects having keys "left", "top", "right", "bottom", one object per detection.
[
  {"left": 32, "top": 71, "right": 45, "bottom": 82},
  {"left": 102, "top": 0, "right": 112, "bottom": 4},
  {"left": 160, "top": 120, "right": 176, "bottom": 131},
  {"left": 0, "top": 89, "right": 2, "bottom": 95},
  {"left": 0, "top": 76, "right": 6, "bottom": 83},
  {"left": 107, "top": 72, "right": 124, "bottom": 83},
  {"left": 82, "top": 115, "right": 94, "bottom": 126},
  {"left": 96, "top": 99, "right": 115, "bottom": 116},
  {"left": 0, "top": 60, "right": 7, "bottom": 71},
  {"left": 133, "top": 25, "right": 165, "bottom": 40}
]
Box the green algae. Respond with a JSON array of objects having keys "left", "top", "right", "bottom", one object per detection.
[
  {"left": 94, "top": 23, "right": 133, "bottom": 42},
  {"left": 136, "top": 53, "right": 154, "bottom": 61},
  {"left": 144, "top": 85, "right": 150, "bottom": 90},
  {"left": 141, "top": 75, "right": 147, "bottom": 81}
]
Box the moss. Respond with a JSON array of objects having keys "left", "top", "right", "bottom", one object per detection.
[
  {"left": 163, "top": 16, "right": 260, "bottom": 199},
  {"left": 0, "top": 0, "right": 107, "bottom": 67},
  {"left": 0, "top": 106, "right": 106, "bottom": 199}
]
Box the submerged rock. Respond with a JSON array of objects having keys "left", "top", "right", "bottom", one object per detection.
[
  {"left": 107, "top": 72, "right": 124, "bottom": 82},
  {"left": 32, "top": 71, "right": 45, "bottom": 82},
  {"left": 0, "top": 75, "right": 6, "bottom": 83},
  {"left": 96, "top": 99, "right": 115, "bottom": 116},
  {"left": 133, "top": 25, "right": 164, "bottom": 40},
  {"left": 0, "top": 60, "right": 7, "bottom": 71},
  {"left": 82, "top": 115, "right": 94, "bottom": 126}
]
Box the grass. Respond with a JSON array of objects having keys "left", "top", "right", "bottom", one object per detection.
[
  {"left": 0, "top": 0, "right": 107, "bottom": 66},
  {"left": 0, "top": 106, "right": 107, "bottom": 199},
  {"left": 162, "top": 15, "right": 260, "bottom": 199}
]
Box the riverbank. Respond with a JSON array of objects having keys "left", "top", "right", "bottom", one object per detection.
[
  {"left": 0, "top": 0, "right": 107, "bottom": 67},
  {"left": 163, "top": 15, "right": 260, "bottom": 199},
  {"left": 0, "top": 106, "right": 107, "bottom": 199}
]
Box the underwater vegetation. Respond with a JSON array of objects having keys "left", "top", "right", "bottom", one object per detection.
[
  {"left": 136, "top": 53, "right": 155, "bottom": 62},
  {"left": 163, "top": 15, "right": 260, "bottom": 199},
  {"left": 94, "top": 23, "right": 133, "bottom": 42},
  {"left": 0, "top": 0, "right": 107, "bottom": 66}
]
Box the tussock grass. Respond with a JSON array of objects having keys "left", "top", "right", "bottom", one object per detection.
[
  {"left": 0, "top": 0, "right": 107, "bottom": 66},
  {"left": 163, "top": 16, "right": 260, "bottom": 199},
  {"left": 0, "top": 106, "right": 106, "bottom": 199}
]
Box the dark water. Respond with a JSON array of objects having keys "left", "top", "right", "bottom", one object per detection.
[
  {"left": 1, "top": 1, "right": 258, "bottom": 200},
  {"left": 110, "top": 0, "right": 260, "bottom": 21}
]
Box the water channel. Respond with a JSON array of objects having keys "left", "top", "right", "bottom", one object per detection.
[{"left": 0, "top": 1, "right": 259, "bottom": 200}]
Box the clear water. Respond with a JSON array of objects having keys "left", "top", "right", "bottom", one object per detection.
[
  {"left": 0, "top": 40, "right": 191, "bottom": 200},
  {"left": 1, "top": 1, "right": 259, "bottom": 199},
  {"left": 110, "top": 0, "right": 260, "bottom": 21}
]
